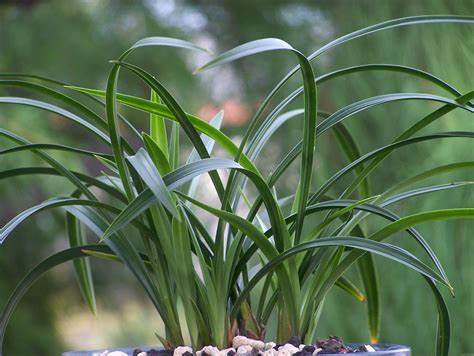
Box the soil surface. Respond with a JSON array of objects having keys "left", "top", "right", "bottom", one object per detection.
[{"left": 130, "top": 336, "right": 375, "bottom": 355}]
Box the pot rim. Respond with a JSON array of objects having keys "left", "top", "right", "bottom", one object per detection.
[{"left": 62, "top": 343, "right": 411, "bottom": 356}]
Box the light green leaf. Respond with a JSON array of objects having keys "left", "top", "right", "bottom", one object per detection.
[{"left": 126, "top": 148, "right": 178, "bottom": 218}]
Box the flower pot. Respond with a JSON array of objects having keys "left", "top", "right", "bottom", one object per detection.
[
  {"left": 62, "top": 346, "right": 158, "bottom": 356},
  {"left": 62, "top": 344, "right": 411, "bottom": 356}
]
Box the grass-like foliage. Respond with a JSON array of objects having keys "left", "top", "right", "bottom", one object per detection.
[{"left": 1, "top": 15, "right": 473, "bottom": 355}]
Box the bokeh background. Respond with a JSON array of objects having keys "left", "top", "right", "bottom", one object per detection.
[{"left": 0, "top": 0, "right": 472, "bottom": 355}]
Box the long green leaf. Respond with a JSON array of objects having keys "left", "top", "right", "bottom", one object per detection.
[
  {"left": 310, "top": 132, "right": 473, "bottom": 203},
  {"left": 0, "top": 97, "right": 110, "bottom": 143},
  {"left": 235, "top": 181, "right": 470, "bottom": 293},
  {"left": 0, "top": 143, "right": 111, "bottom": 158},
  {"left": 102, "top": 36, "right": 209, "bottom": 203},
  {"left": 66, "top": 85, "right": 260, "bottom": 174},
  {"left": 142, "top": 133, "right": 172, "bottom": 175},
  {"left": 0, "top": 167, "right": 126, "bottom": 202},
  {"left": 313, "top": 209, "right": 474, "bottom": 354},
  {"left": 341, "top": 91, "right": 474, "bottom": 198},
  {"left": 0, "top": 74, "right": 142, "bottom": 142},
  {"left": 335, "top": 275, "right": 366, "bottom": 302},
  {"left": 231, "top": 235, "right": 447, "bottom": 319},
  {"left": 332, "top": 122, "right": 370, "bottom": 198},
  {"left": 66, "top": 213, "right": 96, "bottom": 314},
  {"left": 100, "top": 159, "right": 241, "bottom": 241},
  {"left": 176, "top": 191, "right": 299, "bottom": 332},
  {"left": 383, "top": 161, "right": 474, "bottom": 198},
  {"left": 235, "top": 16, "right": 474, "bottom": 179},
  {"left": 0, "top": 128, "right": 97, "bottom": 201},
  {"left": 0, "top": 198, "right": 116, "bottom": 244},
  {"left": 150, "top": 90, "right": 169, "bottom": 158},
  {"left": 127, "top": 148, "right": 178, "bottom": 218},
  {"left": 0, "top": 79, "right": 109, "bottom": 132},
  {"left": 358, "top": 253, "right": 379, "bottom": 343},
  {"left": 187, "top": 111, "right": 223, "bottom": 198},
  {"left": 111, "top": 60, "right": 230, "bottom": 205},
  {"left": 0, "top": 245, "right": 111, "bottom": 353},
  {"left": 261, "top": 16, "right": 474, "bottom": 125},
  {"left": 197, "top": 38, "right": 318, "bottom": 247}
]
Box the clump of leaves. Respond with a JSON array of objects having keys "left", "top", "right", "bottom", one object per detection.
[{"left": 1, "top": 15, "right": 473, "bottom": 356}]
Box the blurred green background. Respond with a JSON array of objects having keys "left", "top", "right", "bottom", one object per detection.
[{"left": 0, "top": 0, "right": 472, "bottom": 355}]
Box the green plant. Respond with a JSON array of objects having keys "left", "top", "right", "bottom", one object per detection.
[{"left": 0, "top": 15, "right": 473, "bottom": 355}]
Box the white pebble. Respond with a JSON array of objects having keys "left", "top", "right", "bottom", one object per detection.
[
  {"left": 298, "top": 345, "right": 305, "bottom": 350},
  {"left": 174, "top": 346, "right": 193, "bottom": 356},
  {"left": 264, "top": 342, "right": 276, "bottom": 350},
  {"left": 313, "top": 348, "right": 322, "bottom": 355},
  {"left": 137, "top": 352, "right": 147, "bottom": 356},
  {"left": 249, "top": 340, "right": 265, "bottom": 350},
  {"left": 99, "top": 351, "right": 109, "bottom": 356},
  {"left": 203, "top": 345, "right": 221, "bottom": 356},
  {"left": 105, "top": 352, "right": 128, "bottom": 356},
  {"left": 237, "top": 345, "right": 253, "bottom": 354},
  {"left": 261, "top": 349, "right": 278, "bottom": 356},
  {"left": 232, "top": 335, "right": 265, "bottom": 350},
  {"left": 365, "top": 345, "right": 376, "bottom": 352},
  {"left": 276, "top": 350, "right": 292, "bottom": 356},
  {"left": 277, "top": 344, "right": 299, "bottom": 354},
  {"left": 233, "top": 336, "right": 249, "bottom": 349}
]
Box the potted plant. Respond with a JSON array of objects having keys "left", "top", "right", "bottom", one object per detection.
[{"left": 1, "top": 15, "right": 473, "bottom": 356}]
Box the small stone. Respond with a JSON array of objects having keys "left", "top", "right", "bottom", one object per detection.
[
  {"left": 313, "top": 348, "right": 322, "bottom": 355},
  {"left": 248, "top": 340, "right": 265, "bottom": 350},
  {"left": 202, "top": 346, "right": 221, "bottom": 356},
  {"left": 106, "top": 352, "right": 128, "bottom": 356},
  {"left": 233, "top": 336, "right": 249, "bottom": 349},
  {"left": 264, "top": 342, "right": 276, "bottom": 350},
  {"left": 232, "top": 336, "right": 265, "bottom": 351},
  {"left": 365, "top": 345, "right": 376, "bottom": 352},
  {"left": 278, "top": 344, "right": 299, "bottom": 354},
  {"left": 261, "top": 349, "right": 278, "bottom": 356},
  {"left": 276, "top": 350, "right": 292, "bottom": 356},
  {"left": 316, "top": 336, "right": 347, "bottom": 353},
  {"left": 137, "top": 353, "right": 147, "bottom": 356},
  {"left": 237, "top": 345, "right": 253, "bottom": 355},
  {"left": 174, "top": 346, "right": 193, "bottom": 356}
]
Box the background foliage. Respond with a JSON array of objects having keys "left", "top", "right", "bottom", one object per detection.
[{"left": 0, "top": 0, "right": 472, "bottom": 354}]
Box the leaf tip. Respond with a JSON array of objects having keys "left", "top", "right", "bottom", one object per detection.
[
  {"left": 450, "top": 286, "right": 455, "bottom": 297},
  {"left": 90, "top": 303, "right": 98, "bottom": 316},
  {"left": 370, "top": 336, "right": 379, "bottom": 344},
  {"left": 192, "top": 67, "right": 204, "bottom": 75}
]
